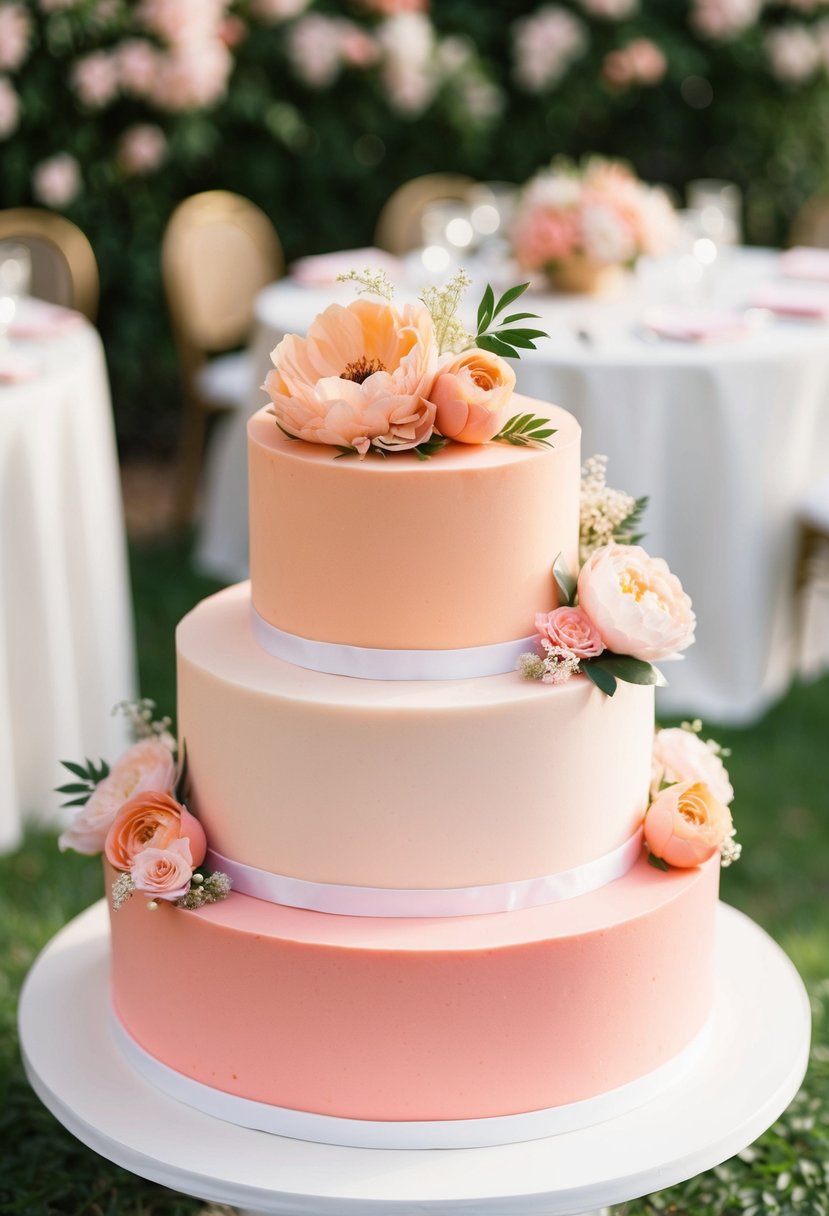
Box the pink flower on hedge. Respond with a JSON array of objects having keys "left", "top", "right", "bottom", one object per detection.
[
  {"left": 32, "top": 153, "right": 82, "bottom": 209},
  {"left": 577, "top": 542, "right": 696, "bottom": 662},
  {"left": 513, "top": 6, "right": 587, "bottom": 93},
  {"left": 140, "top": 0, "right": 227, "bottom": 47},
  {"left": 151, "top": 40, "right": 232, "bottom": 110},
  {"left": 0, "top": 3, "right": 30, "bottom": 72},
  {"left": 118, "top": 124, "right": 167, "bottom": 175},
  {"left": 287, "top": 14, "right": 347, "bottom": 87},
  {"left": 264, "top": 298, "right": 438, "bottom": 454},
  {"left": 250, "top": 0, "right": 310, "bottom": 19},
  {"left": 130, "top": 837, "right": 194, "bottom": 902},
  {"left": 116, "top": 40, "right": 159, "bottom": 95},
  {"left": 360, "top": 0, "right": 429, "bottom": 12},
  {"left": 765, "top": 25, "right": 821, "bottom": 83},
  {"left": 0, "top": 74, "right": 18, "bottom": 137},
  {"left": 691, "top": 0, "right": 761, "bottom": 40},
  {"left": 644, "top": 780, "right": 733, "bottom": 869},
  {"left": 577, "top": 0, "right": 638, "bottom": 16},
  {"left": 71, "top": 51, "right": 120, "bottom": 108},
  {"left": 535, "top": 606, "right": 605, "bottom": 659},
  {"left": 603, "top": 38, "right": 667, "bottom": 89}
]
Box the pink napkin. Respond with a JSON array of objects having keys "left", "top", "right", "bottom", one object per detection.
[
  {"left": 640, "top": 306, "right": 750, "bottom": 343},
  {"left": 0, "top": 350, "right": 37, "bottom": 382},
  {"left": 9, "top": 299, "right": 84, "bottom": 339},
  {"left": 750, "top": 282, "right": 829, "bottom": 319},
  {"left": 779, "top": 247, "right": 829, "bottom": 282},
  {"left": 290, "top": 248, "right": 404, "bottom": 287}
]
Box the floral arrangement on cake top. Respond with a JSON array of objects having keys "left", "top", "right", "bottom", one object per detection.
[
  {"left": 57, "top": 700, "right": 230, "bottom": 913},
  {"left": 511, "top": 156, "right": 678, "bottom": 291},
  {"left": 518, "top": 455, "right": 694, "bottom": 694},
  {"left": 262, "top": 268, "right": 555, "bottom": 459},
  {"left": 644, "top": 720, "right": 741, "bottom": 871}
]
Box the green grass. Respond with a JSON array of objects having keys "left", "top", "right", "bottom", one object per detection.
[{"left": 1, "top": 535, "right": 828, "bottom": 1214}]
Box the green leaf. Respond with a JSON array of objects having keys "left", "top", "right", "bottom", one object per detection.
[
  {"left": 582, "top": 662, "right": 617, "bottom": 696},
  {"left": 648, "top": 852, "right": 670, "bottom": 872},
  {"left": 476, "top": 333, "right": 519, "bottom": 359},
  {"left": 60, "top": 760, "right": 91, "bottom": 780},
  {"left": 553, "top": 553, "right": 576, "bottom": 607},
  {"left": 60, "top": 795, "right": 92, "bottom": 808},
  {"left": 591, "top": 654, "right": 667, "bottom": 687},
  {"left": 501, "top": 412, "right": 534, "bottom": 435},
  {"left": 493, "top": 332, "right": 539, "bottom": 350},
  {"left": 502, "top": 312, "right": 541, "bottom": 324},
  {"left": 175, "top": 739, "right": 189, "bottom": 804},
  {"left": 493, "top": 282, "right": 530, "bottom": 316},
  {"left": 55, "top": 783, "right": 92, "bottom": 795},
  {"left": 275, "top": 421, "right": 299, "bottom": 443},
  {"left": 476, "top": 283, "right": 495, "bottom": 333},
  {"left": 496, "top": 327, "right": 547, "bottom": 340}
]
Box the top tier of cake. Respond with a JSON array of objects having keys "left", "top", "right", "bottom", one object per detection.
[{"left": 248, "top": 394, "right": 581, "bottom": 652}]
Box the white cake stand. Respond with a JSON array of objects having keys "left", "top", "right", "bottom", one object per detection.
[{"left": 19, "top": 900, "right": 810, "bottom": 1216}]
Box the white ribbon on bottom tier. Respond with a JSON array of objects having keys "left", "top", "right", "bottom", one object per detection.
[
  {"left": 111, "top": 1012, "right": 711, "bottom": 1150},
  {"left": 250, "top": 605, "right": 537, "bottom": 681},
  {"left": 206, "top": 828, "right": 644, "bottom": 918}
]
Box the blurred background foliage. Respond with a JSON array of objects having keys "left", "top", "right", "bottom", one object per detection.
[{"left": 3, "top": 0, "right": 829, "bottom": 451}]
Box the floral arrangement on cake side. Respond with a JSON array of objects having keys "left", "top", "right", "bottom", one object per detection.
[
  {"left": 57, "top": 700, "right": 230, "bottom": 913},
  {"left": 511, "top": 156, "right": 678, "bottom": 293},
  {"left": 645, "top": 719, "right": 741, "bottom": 873},
  {"left": 262, "top": 269, "right": 555, "bottom": 459}
]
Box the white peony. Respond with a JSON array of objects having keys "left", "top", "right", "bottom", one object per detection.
[{"left": 651, "top": 727, "right": 734, "bottom": 806}]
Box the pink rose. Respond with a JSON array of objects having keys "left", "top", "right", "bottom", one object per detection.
[
  {"left": 535, "top": 606, "right": 604, "bottom": 659},
  {"left": 0, "top": 75, "right": 19, "bottom": 138},
  {"left": 116, "top": 40, "right": 160, "bottom": 95},
  {"left": 118, "top": 124, "right": 167, "bottom": 175},
  {"left": 105, "top": 790, "right": 206, "bottom": 871},
  {"left": 429, "top": 348, "right": 516, "bottom": 445},
  {"left": 577, "top": 543, "right": 695, "bottom": 663},
  {"left": 150, "top": 40, "right": 232, "bottom": 111},
  {"left": 130, "top": 837, "right": 193, "bottom": 902},
  {"left": 264, "top": 297, "right": 437, "bottom": 454},
  {"left": 651, "top": 727, "right": 734, "bottom": 805},
  {"left": 32, "top": 153, "right": 82, "bottom": 209},
  {"left": 0, "top": 3, "right": 30, "bottom": 73},
  {"left": 58, "top": 738, "right": 176, "bottom": 855},
  {"left": 71, "top": 51, "right": 119, "bottom": 108},
  {"left": 512, "top": 206, "right": 580, "bottom": 270},
  {"left": 644, "top": 780, "right": 733, "bottom": 868}
]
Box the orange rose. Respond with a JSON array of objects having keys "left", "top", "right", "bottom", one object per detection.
[
  {"left": 429, "top": 348, "right": 516, "bottom": 445},
  {"left": 104, "top": 791, "right": 207, "bottom": 872},
  {"left": 644, "top": 780, "right": 732, "bottom": 869}
]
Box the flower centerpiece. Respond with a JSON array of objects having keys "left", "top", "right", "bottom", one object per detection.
[
  {"left": 262, "top": 268, "right": 555, "bottom": 459},
  {"left": 512, "top": 156, "right": 678, "bottom": 294}
]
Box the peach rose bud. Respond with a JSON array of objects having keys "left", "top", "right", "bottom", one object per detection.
[
  {"left": 130, "top": 838, "right": 194, "bottom": 902},
  {"left": 535, "top": 606, "right": 604, "bottom": 659},
  {"left": 105, "top": 790, "right": 206, "bottom": 872},
  {"left": 430, "top": 348, "right": 516, "bottom": 445},
  {"left": 644, "top": 780, "right": 733, "bottom": 869}
]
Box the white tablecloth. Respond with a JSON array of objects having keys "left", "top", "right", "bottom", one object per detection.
[
  {"left": 0, "top": 320, "right": 136, "bottom": 851},
  {"left": 196, "top": 250, "right": 829, "bottom": 723}
]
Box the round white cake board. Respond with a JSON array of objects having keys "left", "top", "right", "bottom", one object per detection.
[{"left": 19, "top": 900, "right": 810, "bottom": 1216}]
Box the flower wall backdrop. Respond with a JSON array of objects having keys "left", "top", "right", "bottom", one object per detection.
[{"left": 3, "top": 0, "right": 829, "bottom": 448}]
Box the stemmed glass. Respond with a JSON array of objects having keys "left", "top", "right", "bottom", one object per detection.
[{"left": 0, "top": 242, "right": 31, "bottom": 345}]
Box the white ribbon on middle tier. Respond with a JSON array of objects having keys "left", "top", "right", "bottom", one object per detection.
[
  {"left": 251, "top": 605, "right": 537, "bottom": 681},
  {"left": 207, "top": 828, "right": 644, "bottom": 918}
]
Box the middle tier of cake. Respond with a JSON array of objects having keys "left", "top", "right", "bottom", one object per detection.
[{"left": 177, "top": 583, "right": 654, "bottom": 899}]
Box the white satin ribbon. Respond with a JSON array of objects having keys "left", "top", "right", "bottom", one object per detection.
[
  {"left": 250, "top": 605, "right": 537, "bottom": 681},
  {"left": 207, "top": 829, "right": 643, "bottom": 918},
  {"left": 111, "top": 1012, "right": 711, "bottom": 1150}
]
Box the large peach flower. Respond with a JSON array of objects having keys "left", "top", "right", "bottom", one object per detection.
[
  {"left": 130, "top": 838, "right": 193, "bottom": 902},
  {"left": 58, "top": 738, "right": 176, "bottom": 855},
  {"left": 105, "top": 790, "right": 206, "bottom": 872},
  {"left": 263, "top": 298, "right": 438, "bottom": 454},
  {"left": 644, "top": 780, "right": 732, "bottom": 868},
  {"left": 651, "top": 727, "right": 734, "bottom": 806},
  {"left": 577, "top": 543, "right": 695, "bottom": 662},
  {"left": 430, "top": 348, "right": 516, "bottom": 444}
]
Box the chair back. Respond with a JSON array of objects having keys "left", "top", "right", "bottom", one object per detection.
[
  {"left": 789, "top": 196, "right": 829, "bottom": 249},
  {"left": 0, "top": 208, "right": 99, "bottom": 320},
  {"left": 161, "top": 191, "right": 283, "bottom": 368},
  {"left": 374, "top": 173, "right": 477, "bottom": 255}
]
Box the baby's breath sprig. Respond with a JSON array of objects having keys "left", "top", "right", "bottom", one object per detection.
[
  {"left": 335, "top": 267, "right": 396, "bottom": 301},
  {"left": 112, "top": 698, "right": 175, "bottom": 751},
  {"left": 420, "top": 269, "right": 473, "bottom": 355},
  {"left": 474, "top": 282, "right": 548, "bottom": 360}
]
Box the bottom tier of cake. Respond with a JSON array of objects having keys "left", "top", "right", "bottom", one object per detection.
[{"left": 107, "top": 853, "right": 719, "bottom": 1149}]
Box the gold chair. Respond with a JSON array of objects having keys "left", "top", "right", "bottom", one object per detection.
[
  {"left": 0, "top": 208, "right": 99, "bottom": 320},
  {"left": 161, "top": 190, "right": 284, "bottom": 530},
  {"left": 374, "top": 173, "right": 477, "bottom": 255},
  {"left": 789, "top": 196, "right": 829, "bottom": 248}
]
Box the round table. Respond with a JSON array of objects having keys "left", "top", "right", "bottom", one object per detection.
[
  {"left": 19, "top": 899, "right": 810, "bottom": 1216},
  {"left": 196, "top": 248, "right": 829, "bottom": 723},
  {"left": 0, "top": 308, "right": 136, "bottom": 852}
]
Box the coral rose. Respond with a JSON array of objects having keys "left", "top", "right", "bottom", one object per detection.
[
  {"left": 105, "top": 791, "right": 206, "bottom": 872},
  {"left": 430, "top": 348, "right": 516, "bottom": 444},
  {"left": 263, "top": 298, "right": 438, "bottom": 455},
  {"left": 577, "top": 543, "right": 695, "bottom": 662},
  {"left": 130, "top": 838, "right": 193, "bottom": 902},
  {"left": 535, "top": 606, "right": 604, "bottom": 659},
  {"left": 58, "top": 738, "right": 176, "bottom": 855},
  {"left": 651, "top": 727, "right": 734, "bottom": 806},
  {"left": 644, "top": 780, "right": 733, "bottom": 868}
]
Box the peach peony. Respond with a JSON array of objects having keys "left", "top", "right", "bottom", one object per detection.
[
  {"left": 105, "top": 790, "right": 206, "bottom": 871},
  {"left": 644, "top": 780, "right": 733, "bottom": 868},
  {"left": 264, "top": 298, "right": 438, "bottom": 454},
  {"left": 651, "top": 727, "right": 734, "bottom": 806},
  {"left": 577, "top": 543, "right": 695, "bottom": 663},
  {"left": 58, "top": 738, "right": 176, "bottom": 855},
  {"left": 130, "top": 838, "right": 194, "bottom": 902},
  {"left": 430, "top": 348, "right": 515, "bottom": 444},
  {"left": 535, "top": 605, "right": 604, "bottom": 659}
]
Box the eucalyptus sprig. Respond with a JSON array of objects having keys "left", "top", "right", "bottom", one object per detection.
[
  {"left": 493, "top": 412, "right": 557, "bottom": 448},
  {"left": 474, "top": 282, "right": 548, "bottom": 360},
  {"left": 56, "top": 757, "right": 110, "bottom": 809}
]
